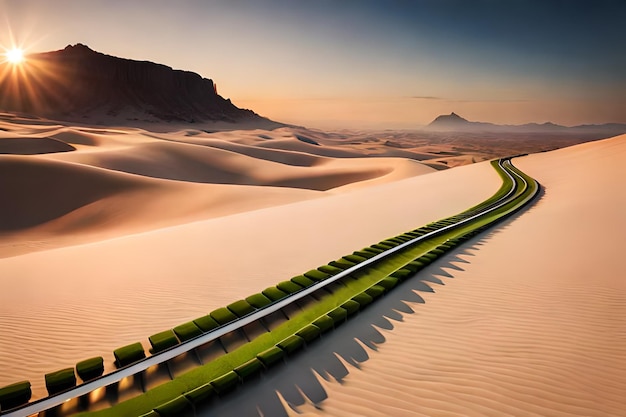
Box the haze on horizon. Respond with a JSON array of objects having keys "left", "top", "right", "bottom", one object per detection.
[{"left": 1, "top": 0, "right": 625, "bottom": 130}]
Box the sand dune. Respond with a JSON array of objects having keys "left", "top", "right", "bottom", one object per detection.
[
  {"left": 0, "top": 137, "right": 75, "bottom": 154},
  {"left": 0, "top": 158, "right": 322, "bottom": 257},
  {"left": 0, "top": 120, "right": 437, "bottom": 258},
  {"left": 50, "top": 139, "right": 417, "bottom": 189},
  {"left": 209, "top": 134, "right": 624, "bottom": 417},
  {"left": 0, "top": 156, "right": 147, "bottom": 230},
  {"left": 0, "top": 153, "right": 498, "bottom": 400},
  {"left": 160, "top": 136, "right": 325, "bottom": 167},
  {"left": 2, "top": 112, "right": 621, "bottom": 413}
]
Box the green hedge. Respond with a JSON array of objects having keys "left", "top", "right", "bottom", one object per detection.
[
  {"left": 262, "top": 286, "right": 288, "bottom": 302},
  {"left": 363, "top": 247, "right": 384, "bottom": 254},
  {"left": 291, "top": 275, "right": 315, "bottom": 288},
  {"left": 154, "top": 395, "right": 192, "bottom": 416},
  {"left": 210, "top": 307, "right": 238, "bottom": 325},
  {"left": 114, "top": 342, "right": 146, "bottom": 368},
  {"left": 173, "top": 322, "right": 203, "bottom": 342},
  {"left": 317, "top": 265, "right": 343, "bottom": 276},
  {"left": 352, "top": 250, "right": 377, "bottom": 259},
  {"left": 0, "top": 380, "right": 31, "bottom": 410},
  {"left": 327, "top": 307, "right": 348, "bottom": 325},
  {"left": 295, "top": 324, "right": 321, "bottom": 343},
  {"left": 342, "top": 254, "right": 366, "bottom": 264},
  {"left": 245, "top": 293, "right": 273, "bottom": 309},
  {"left": 210, "top": 371, "right": 239, "bottom": 395},
  {"left": 420, "top": 253, "right": 437, "bottom": 262},
  {"left": 390, "top": 268, "right": 412, "bottom": 281},
  {"left": 304, "top": 269, "right": 331, "bottom": 281},
  {"left": 340, "top": 299, "right": 360, "bottom": 316},
  {"left": 76, "top": 357, "right": 104, "bottom": 381},
  {"left": 193, "top": 315, "right": 220, "bottom": 332},
  {"left": 312, "top": 315, "right": 334, "bottom": 333},
  {"left": 234, "top": 358, "right": 264, "bottom": 381},
  {"left": 277, "top": 335, "right": 305, "bottom": 355},
  {"left": 329, "top": 259, "right": 355, "bottom": 270},
  {"left": 227, "top": 300, "right": 255, "bottom": 318},
  {"left": 45, "top": 368, "right": 76, "bottom": 395},
  {"left": 365, "top": 285, "right": 386, "bottom": 300},
  {"left": 377, "top": 276, "right": 399, "bottom": 291},
  {"left": 405, "top": 261, "right": 424, "bottom": 273},
  {"left": 256, "top": 346, "right": 285, "bottom": 367},
  {"left": 351, "top": 292, "right": 374, "bottom": 308},
  {"left": 372, "top": 243, "right": 393, "bottom": 250},
  {"left": 149, "top": 330, "right": 179, "bottom": 354},
  {"left": 276, "top": 280, "right": 302, "bottom": 294},
  {"left": 184, "top": 382, "right": 215, "bottom": 405}
]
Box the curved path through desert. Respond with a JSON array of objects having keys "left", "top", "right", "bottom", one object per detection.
[{"left": 1, "top": 158, "right": 539, "bottom": 417}]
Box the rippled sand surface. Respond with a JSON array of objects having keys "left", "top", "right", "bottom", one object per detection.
[
  {"left": 202, "top": 135, "right": 626, "bottom": 417},
  {"left": 0, "top": 116, "right": 499, "bottom": 401}
]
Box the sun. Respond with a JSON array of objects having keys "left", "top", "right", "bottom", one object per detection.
[{"left": 5, "top": 48, "right": 24, "bottom": 64}]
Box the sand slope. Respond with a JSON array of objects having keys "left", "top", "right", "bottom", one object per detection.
[
  {"left": 0, "top": 114, "right": 494, "bottom": 400},
  {"left": 229, "top": 134, "right": 624, "bottom": 417},
  {"left": 0, "top": 118, "right": 435, "bottom": 257},
  {"left": 0, "top": 156, "right": 498, "bottom": 400},
  {"left": 3, "top": 111, "right": 621, "bottom": 413}
]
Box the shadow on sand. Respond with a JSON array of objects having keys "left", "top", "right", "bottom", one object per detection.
[
  {"left": 41, "top": 187, "right": 545, "bottom": 417},
  {"left": 190, "top": 187, "right": 546, "bottom": 417}
]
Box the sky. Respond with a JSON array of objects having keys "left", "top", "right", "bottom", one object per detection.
[{"left": 1, "top": 0, "right": 625, "bottom": 129}]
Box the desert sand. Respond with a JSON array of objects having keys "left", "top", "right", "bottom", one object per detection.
[
  {"left": 202, "top": 135, "right": 625, "bottom": 416},
  {"left": 0, "top": 117, "right": 439, "bottom": 258},
  {"left": 0, "top": 115, "right": 499, "bottom": 401},
  {"left": 1, "top": 112, "right": 623, "bottom": 414}
]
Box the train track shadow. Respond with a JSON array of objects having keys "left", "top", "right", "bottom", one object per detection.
[{"left": 192, "top": 246, "right": 486, "bottom": 416}]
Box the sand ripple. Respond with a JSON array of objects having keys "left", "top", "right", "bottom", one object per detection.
[
  {"left": 270, "top": 245, "right": 626, "bottom": 417},
  {"left": 200, "top": 135, "right": 626, "bottom": 417}
]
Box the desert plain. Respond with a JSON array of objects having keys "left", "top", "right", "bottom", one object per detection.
[{"left": 0, "top": 110, "right": 624, "bottom": 416}]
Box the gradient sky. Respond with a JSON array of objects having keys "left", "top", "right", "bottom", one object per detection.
[{"left": 1, "top": 0, "right": 625, "bottom": 129}]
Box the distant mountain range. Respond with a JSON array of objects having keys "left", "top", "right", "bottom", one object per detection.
[
  {"left": 427, "top": 112, "right": 626, "bottom": 135},
  {"left": 0, "top": 44, "right": 277, "bottom": 126}
]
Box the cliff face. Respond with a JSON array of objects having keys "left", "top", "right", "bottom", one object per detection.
[{"left": 0, "top": 44, "right": 268, "bottom": 124}]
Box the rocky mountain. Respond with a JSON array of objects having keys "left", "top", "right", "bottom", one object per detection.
[
  {"left": 0, "top": 43, "right": 277, "bottom": 126},
  {"left": 428, "top": 112, "right": 496, "bottom": 131},
  {"left": 429, "top": 112, "right": 469, "bottom": 127},
  {"left": 427, "top": 112, "right": 626, "bottom": 135}
]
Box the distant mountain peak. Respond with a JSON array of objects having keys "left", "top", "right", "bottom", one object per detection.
[
  {"left": 429, "top": 112, "right": 470, "bottom": 126},
  {"left": 423, "top": 112, "right": 626, "bottom": 134}
]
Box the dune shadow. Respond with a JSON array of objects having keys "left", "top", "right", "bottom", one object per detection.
[{"left": 0, "top": 137, "right": 75, "bottom": 154}]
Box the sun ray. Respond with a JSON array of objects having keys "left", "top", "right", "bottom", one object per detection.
[
  {"left": 0, "top": 45, "right": 75, "bottom": 116},
  {"left": 6, "top": 48, "right": 24, "bottom": 64}
]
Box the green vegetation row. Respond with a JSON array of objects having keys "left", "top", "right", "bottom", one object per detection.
[{"left": 0, "top": 158, "right": 538, "bottom": 416}]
